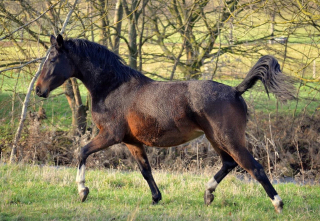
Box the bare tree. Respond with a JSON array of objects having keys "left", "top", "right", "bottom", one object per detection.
[
  {"left": 122, "top": 0, "right": 149, "bottom": 69},
  {"left": 148, "top": 0, "right": 242, "bottom": 79},
  {"left": 9, "top": 0, "right": 80, "bottom": 163}
]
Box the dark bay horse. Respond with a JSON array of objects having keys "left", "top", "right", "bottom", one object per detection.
[{"left": 36, "top": 34, "right": 295, "bottom": 213}]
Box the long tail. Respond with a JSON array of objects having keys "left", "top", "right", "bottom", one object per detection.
[{"left": 235, "top": 55, "right": 295, "bottom": 102}]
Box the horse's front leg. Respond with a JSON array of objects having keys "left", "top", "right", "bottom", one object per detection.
[
  {"left": 124, "top": 143, "right": 162, "bottom": 204},
  {"left": 76, "top": 132, "right": 119, "bottom": 202}
]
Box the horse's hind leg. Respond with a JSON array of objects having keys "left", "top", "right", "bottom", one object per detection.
[
  {"left": 204, "top": 146, "right": 238, "bottom": 206},
  {"left": 204, "top": 126, "right": 283, "bottom": 213},
  {"left": 125, "top": 143, "right": 162, "bottom": 204},
  {"left": 229, "top": 146, "right": 284, "bottom": 213}
]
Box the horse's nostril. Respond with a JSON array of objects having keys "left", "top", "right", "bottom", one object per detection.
[{"left": 36, "top": 86, "right": 41, "bottom": 95}]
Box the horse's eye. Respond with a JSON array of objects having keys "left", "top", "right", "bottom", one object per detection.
[{"left": 50, "top": 58, "right": 56, "bottom": 63}]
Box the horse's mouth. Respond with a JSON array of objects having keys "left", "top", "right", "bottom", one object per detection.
[
  {"left": 36, "top": 86, "right": 49, "bottom": 98},
  {"left": 40, "top": 92, "right": 49, "bottom": 98}
]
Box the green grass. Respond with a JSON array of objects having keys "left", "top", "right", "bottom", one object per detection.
[{"left": 0, "top": 164, "right": 319, "bottom": 220}]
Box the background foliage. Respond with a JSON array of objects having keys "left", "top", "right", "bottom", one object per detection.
[{"left": 0, "top": 0, "right": 319, "bottom": 181}]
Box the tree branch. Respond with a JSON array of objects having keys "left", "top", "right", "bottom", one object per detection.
[
  {"left": 0, "top": 58, "right": 44, "bottom": 74},
  {"left": 10, "top": 0, "right": 80, "bottom": 164},
  {"left": 0, "top": 2, "right": 59, "bottom": 41}
]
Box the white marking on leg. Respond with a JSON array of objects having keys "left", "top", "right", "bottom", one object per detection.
[
  {"left": 271, "top": 195, "right": 283, "bottom": 213},
  {"left": 76, "top": 165, "right": 86, "bottom": 193},
  {"left": 204, "top": 177, "right": 218, "bottom": 205},
  {"left": 206, "top": 177, "right": 218, "bottom": 193}
]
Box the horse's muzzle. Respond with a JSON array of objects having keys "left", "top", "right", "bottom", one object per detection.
[{"left": 36, "top": 86, "right": 48, "bottom": 98}]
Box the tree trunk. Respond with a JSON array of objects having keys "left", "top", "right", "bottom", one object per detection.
[
  {"left": 128, "top": 0, "right": 138, "bottom": 69},
  {"left": 123, "top": 0, "right": 139, "bottom": 69},
  {"left": 64, "top": 79, "right": 87, "bottom": 136},
  {"left": 112, "top": 0, "right": 123, "bottom": 54},
  {"left": 229, "top": 17, "right": 234, "bottom": 45},
  {"left": 138, "top": 0, "right": 147, "bottom": 72},
  {"left": 97, "top": 0, "right": 108, "bottom": 45},
  {"left": 269, "top": 5, "right": 275, "bottom": 44}
]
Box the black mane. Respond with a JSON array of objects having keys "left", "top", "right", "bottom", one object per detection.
[{"left": 64, "top": 38, "right": 145, "bottom": 82}]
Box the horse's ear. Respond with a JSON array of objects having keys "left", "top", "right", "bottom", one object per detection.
[
  {"left": 56, "top": 34, "right": 64, "bottom": 48},
  {"left": 50, "top": 35, "right": 56, "bottom": 45}
]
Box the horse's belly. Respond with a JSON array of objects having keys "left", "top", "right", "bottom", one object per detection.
[
  {"left": 148, "top": 130, "right": 204, "bottom": 147},
  {"left": 132, "top": 128, "right": 203, "bottom": 147},
  {"left": 127, "top": 114, "right": 203, "bottom": 147}
]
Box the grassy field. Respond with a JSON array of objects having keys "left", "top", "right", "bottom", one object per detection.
[{"left": 0, "top": 163, "right": 319, "bottom": 221}]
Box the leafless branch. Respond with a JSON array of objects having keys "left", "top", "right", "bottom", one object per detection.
[
  {"left": 0, "top": 2, "right": 59, "bottom": 41},
  {"left": 0, "top": 57, "right": 44, "bottom": 74}
]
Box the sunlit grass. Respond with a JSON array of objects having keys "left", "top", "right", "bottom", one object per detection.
[{"left": 0, "top": 164, "right": 319, "bottom": 220}]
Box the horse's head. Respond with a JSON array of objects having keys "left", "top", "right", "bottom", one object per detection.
[{"left": 36, "top": 34, "right": 74, "bottom": 98}]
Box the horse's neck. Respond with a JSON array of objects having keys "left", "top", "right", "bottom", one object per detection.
[
  {"left": 71, "top": 53, "right": 151, "bottom": 100},
  {"left": 70, "top": 55, "right": 113, "bottom": 95},
  {"left": 78, "top": 71, "right": 120, "bottom": 98}
]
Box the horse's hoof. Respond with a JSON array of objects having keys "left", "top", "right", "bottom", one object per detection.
[
  {"left": 152, "top": 198, "right": 161, "bottom": 205},
  {"left": 272, "top": 195, "right": 284, "bottom": 213},
  {"left": 204, "top": 190, "right": 214, "bottom": 206},
  {"left": 152, "top": 194, "right": 162, "bottom": 205},
  {"left": 274, "top": 201, "right": 284, "bottom": 213},
  {"left": 79, "top": 187, "right": 90, "bottom": 202}
]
